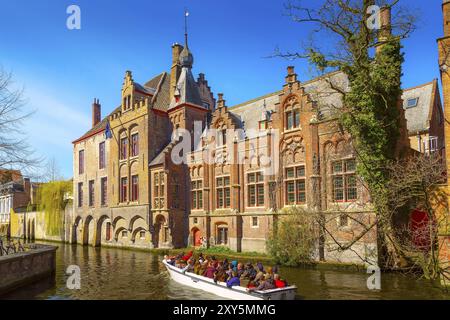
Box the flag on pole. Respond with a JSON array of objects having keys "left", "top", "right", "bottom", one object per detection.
[{"left": 105, "top": 121, "right": 113, "bottom": 139}]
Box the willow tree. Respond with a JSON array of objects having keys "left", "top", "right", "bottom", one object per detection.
[
  {"left": 275, "top": 0, "right": 416, "bottom": 268},
  {"left": 37, "top": 180, "right": 72, "bottom": 237}
]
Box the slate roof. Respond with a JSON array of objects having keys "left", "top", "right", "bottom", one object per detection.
[
  {"left": 227, "top": 72, "right": 438, "bottom": 138},
  {"left": 168, "top": 67, "right": 204, "bottom": 110},
  {"left": 401, "top": 80, "right": 437, "bottom": 134}
]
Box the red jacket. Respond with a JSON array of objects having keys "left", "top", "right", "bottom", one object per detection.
[{"left": 274, "top": 279, "right": 286, "bottom": 288}]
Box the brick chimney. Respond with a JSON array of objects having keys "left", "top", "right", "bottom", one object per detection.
[
  {"left": 23, "top": 178, "right": 31, "bottom": 198},
  {"left": 170, "top": 43, "right": 183, "bottom": 99},
  {"left": 92, "top": 98, "right": 101, "bottom": 127},
  {"left": 376, "top": 7, "right": 392, "bottom": 54},
  {"left": 285, "top": 66, "right": 298, "bottom": 84}
]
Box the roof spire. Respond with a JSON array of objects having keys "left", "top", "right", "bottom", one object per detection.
[{"left": 184, "top": 9, "right": 189, "bottom": 48}]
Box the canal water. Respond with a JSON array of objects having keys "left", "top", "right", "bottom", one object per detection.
[{"left": 2, "top": 242, "right": 449, "bottom": 300}]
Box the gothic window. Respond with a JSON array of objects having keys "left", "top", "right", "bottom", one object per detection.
[
  {"left": 99, "top": 142, "right": 106, "bottom": 169},
  {"left": 191, "top": 180, "right": 203, "bottom": 210},
  {"left": 285, "top": 165, "right": 306, "bottom": 205},
  {"left": 79, "top": 150, "right": 85, "bottom": 174},
  {"left": 120, "top": 137, "right": 128, "bottom": 160},
  {"left": 131, "top": 175, "right": 139, "bottom": 202},
  {"left": 247, "top": 172, "right": 265, "bottom": 207},
  {"left": 216, "top": 176, "right": 231, "bottom": 209},
  {"left": 120, "top": 177, "right": 128, "bottom": 203},
  {"left": 78, "top": 182, "right": 83, "bottom": 207},
  {"left": 101, "top": 177, "right": 107, "bottom": 206},
  {"left": 131, "top": 133, "right": 139, "bottom": 157},
  {"left": 89, "top": 180, "right": 95, "bottom": 207},
  {"left": 331, "top": 159, "right": 357, "bottom": 202},
  {"left": 153, "top": 172, "right": 165, "bottom": 209}
]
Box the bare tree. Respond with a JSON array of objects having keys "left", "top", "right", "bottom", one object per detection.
[
  {"left": 42, "top": 157, "right": 62, "bottom": 182},
  {"left": 0, "top": 67, "right": 40, "bottom": 171}
]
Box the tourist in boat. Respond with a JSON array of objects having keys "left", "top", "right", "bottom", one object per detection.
[
  {"left": 204, "top": 261, "right": 216, "bottom": 279},
  {"left": 240, "top": 263, "right": 257, "bottom": 280},
  {"left": 273, "top": 274, "right": 286, "bottom": 288},
  {"left": 186, "top": 259, "right": 195, "bottom": 273},
  {"left": 181, "top": 250, "right": 193, "bottom": 262},
  {"left": 226, "top": 271, "right": 240, "bottom": 288},
  {"left": 198, "top": 253, "right": 205, "bottom": 264},
  {"left": 231, "top": 260, "right": 238, "bottom": 272},
  {"left": 248, "top": 274, "right": 276, "bottom": 292},
  {"left": 254, "top": 263, "right": 265, "bottom": 284},
  {"left": 222, "top": 258, "right": 229, "bottom": 270},
  {"left": 237, "top": 263, "right": 245, "bottom": 277},
  {"left": 214, "top": 262, "right": 227, "bottom": 283},
  {"left": 225, "top": 264, "right": 234, "bottom": 280}
]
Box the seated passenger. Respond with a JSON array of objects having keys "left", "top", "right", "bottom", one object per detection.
[
  {"left": 214, "top": 262, "right": 226, "bottom": 283},
  {"left": 240, "top": 263, "right": 256, "bottom": 280},
  {"left": 248, "top": 274, "right": 276, "bottom": 292},
  {"left": 204, "top": 261, "right": 216, "bottom": 279},
  {"left": 225, "top": 264, "right": 234, "bottom": 281},
  {"left": 273, "top": 274, "right": 286, "bottom": 288},
  {"left": 254, "top": 264, "right": 265, "bottom": 284},
  {"left": 182, "top": 251, "right": 193, "bottom": 262},
  {"left": 237, "top": 263, "right": 245, "bottom": 278},
  {"left": 186, "top": 259, "right": 195, "bottom": 273},
  {"left": 226, "top": 271, "right": 240, "bottom": 288},
  {"left": 222, "top": 259, "right": 229, "bottom": 270},
  {"left": 198, "top": 253, "right": 205, "bottom": 264},
  {"left": 231, "top": 260, "right": 238, "bottom": 272},
  {"left": 247, "top": 280, "right": 257, "bottom": 289}
]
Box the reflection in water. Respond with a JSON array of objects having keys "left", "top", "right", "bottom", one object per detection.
[{"left": 1, "top": 242, "right": 449, "bottom": 300}]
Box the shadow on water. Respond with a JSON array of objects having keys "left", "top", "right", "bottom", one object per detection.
[{"left": 2, "top": 241, "right": 449, "bottom": 300}]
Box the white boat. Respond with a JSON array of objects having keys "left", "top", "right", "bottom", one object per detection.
[{"left": 162, "top": 260, "right": 297, "bottom": 300}]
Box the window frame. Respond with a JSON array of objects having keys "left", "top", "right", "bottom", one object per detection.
[
  {"left": 191, "top": 179, "right": 203, "bottom": 210},
  {"left": 331, "top": 159, "right": 358, "bottom": 203},
  {"left": 131, "top": 133, "right": 139, "bottom": 157},
  {"left": 79, "top": 150, "right": 85, "bottom": 175},
  {"left": 131, "top": 175, "right": 139, "bottom": 202},
  {"left": 100, "top": 177, "right": 107, "bottom": 206},
  {"left": 247, "top": 172, "right": 265, "bottom": 208},
  {"left": 216, "top": 176, "right": 231, "bottom": 209},
  {"left": 120, "top": 177, "right": 128, "bottom": 203},
  {"left": 88, "top": 180, "right": 95, "bottom": 207},
  {"left": 78, "top": 182, "right": 83, "bottom": 208},
  {"left": 99, "top": 142, "right": 106, "bottom": 169},
  {"left": 284, "top": 165, "right": 306, "bottom": 205},
  {"left": 120, "top": 137, "right": 128, "bottom": 160}
]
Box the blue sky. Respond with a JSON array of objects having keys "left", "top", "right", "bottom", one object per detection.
[{"left": 0, "top": 0, "right": 445, "bottom": 178}]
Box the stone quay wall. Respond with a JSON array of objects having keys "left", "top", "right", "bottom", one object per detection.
[{"left": 0, "top": 244, "right": 57, "bottom": 295}]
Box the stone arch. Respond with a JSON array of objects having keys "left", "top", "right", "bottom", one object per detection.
[
  {"left": 83, "top": 215, "right": 95, "bottom": 246},
  {"left": 153, "top": 214, "right": 168, "bottom": 248},
  {"left": 191, "top": 227, "right": 202, "bottom": 247},
  {"left": 72, "top": 216, "right": 82, "bottom": 244},
  {"left": 131, "top": 226, "right": 147, "bottom": 243},
  {"left": 114, "top": 226, "right": 127, "bottom": 241},
  {"left": 214, "top": 222, "right": 229, "bottom": 246},
  {"left": 95, "top": 215, "right": 111, "bottom": 247},
  {"left": 128, "top": 215, "right": 145, "bottom": 232},
  {"left": 112, "top": 216, "right": 125, "bottom": 229}
]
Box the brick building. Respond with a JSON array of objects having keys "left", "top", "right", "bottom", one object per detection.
[{"left": 72, "top": 10, "right": 444, "bottom": 264}]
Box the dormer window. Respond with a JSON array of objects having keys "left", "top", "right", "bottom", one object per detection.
[{"left": 406, "top": 98, "right": 419, "bottom": 109}]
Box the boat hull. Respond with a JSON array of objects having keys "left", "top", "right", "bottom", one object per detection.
[{"left": 163, "top": 260, "right": 297, "bottom": 300}]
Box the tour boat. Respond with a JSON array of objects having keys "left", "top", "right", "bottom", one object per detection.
[{"left": 162, "top": 260, "right": 297, "bottom": 300}]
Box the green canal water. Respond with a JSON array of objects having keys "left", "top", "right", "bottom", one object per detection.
[{"left": 2, "top": 242, "right": 449, "bottom": 300}]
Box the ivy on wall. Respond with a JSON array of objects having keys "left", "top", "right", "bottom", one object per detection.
[{"left": 36, "top": 180, "right": 72, "bottom": 237}]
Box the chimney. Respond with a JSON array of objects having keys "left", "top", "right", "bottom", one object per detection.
[
  {"left": 23, "top": 178, "right": 31, "bottom": 198},
  {"left": 92, "top": 98, "right": 101, "bottom": 127},
  {"left": 285, "top": 66, "right": 298, "bottom": 84},
  {"left": 217, "top": 93, "right": 226, "bottom": 109},
  {"left": 170, "top": 43, "right": 183, "bottom": 98},
  {"left": 376, "top": 7, "right": 392, "bottom": 54},
  {"left": 444, "top": 0, "right": 450, "bottom": 37}
]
